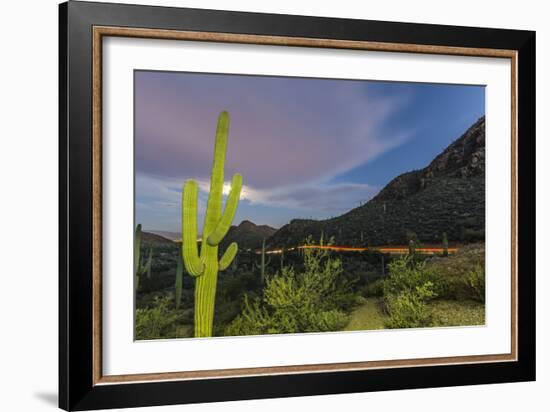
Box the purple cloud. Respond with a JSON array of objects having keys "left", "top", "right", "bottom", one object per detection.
[{"left": 135, "top": 72, "right": 410, "bottom": 191}]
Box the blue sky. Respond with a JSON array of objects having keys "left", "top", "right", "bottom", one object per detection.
[{"left": 135, "top": 71, "right": 484, "bottom": 233}]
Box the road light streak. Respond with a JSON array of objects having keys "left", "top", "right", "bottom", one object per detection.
[{"left": 255, "top": 245, "right": 458, "bottom": 255}]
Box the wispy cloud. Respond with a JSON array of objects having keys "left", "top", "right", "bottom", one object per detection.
[
  {"left": 136, "top": 173, "right": 378, "bottom": 231},
  {"left": 134, "top": 72, "right": 416, "bottom": 231},
  {"left": 135, "top": 72, "right": 411, "bottom": 190}
]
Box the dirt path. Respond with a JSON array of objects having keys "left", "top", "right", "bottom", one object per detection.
[
  {"left": 344, "top": 298, "right": 387, "bottom": 331},
  {"left": 344, "top": 298, "right": 484, "bottom": 331}
]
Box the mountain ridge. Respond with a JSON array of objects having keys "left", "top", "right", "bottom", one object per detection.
[{"left": 267, "top": 117, "right": 486, "bottom": 247}]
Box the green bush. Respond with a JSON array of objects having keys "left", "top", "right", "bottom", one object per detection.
[
  {"left": 382, "top": 255, "right": 439, "bottom": 298},
  {"left": 463, "top": 264, "right": 485, "bottom": 303},
  {"left": 434, "top": 261, "right": 485, "bottom": 303},
  {"left": 225, "top": 238, "right": 353, "bottom": 336},
  {"left": 135, "top": 296, "right": 182, "bottom": 339},
  {"left": 382, "top": 256, "right": 438, "bottom": 329},
  {"left": 385, "top": 282, "right": 436, "bottom": 328},
  {"left": 428, "top": 244, "right": 485, "bottom": 303}
]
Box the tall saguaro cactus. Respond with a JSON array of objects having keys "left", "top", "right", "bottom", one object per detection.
[
  {"left": 182, "top": 111, "right": 242, "bottom": 337},
  {"left": 134, "top": 224, "right": 153, "bottom": 292},
  {"left": 255, "top": 238, "right": 271, "bottom": 283}
]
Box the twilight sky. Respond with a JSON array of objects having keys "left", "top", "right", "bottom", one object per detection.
[{"left": 135, "top": 70, "right": 484, "bottom": 233}]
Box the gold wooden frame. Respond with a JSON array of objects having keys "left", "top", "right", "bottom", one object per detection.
[{"left": 91, "top": 26, "right": 518, "bottom": 385}]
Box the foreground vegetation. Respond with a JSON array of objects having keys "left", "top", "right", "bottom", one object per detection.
[
  {"left": 225, "top": 238, "right": 356, "bottom": 336},
  {"left": 135, "top": 238, "right": 485, "bottom": 339}
]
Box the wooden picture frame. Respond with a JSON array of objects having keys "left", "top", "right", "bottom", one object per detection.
[{"left": 59, "top": 1, "right": 535, "bottom": 410}]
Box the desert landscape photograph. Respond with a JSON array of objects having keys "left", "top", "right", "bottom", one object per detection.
[{"left": 133, "top": 70, "right": 486, "bottom": 340}]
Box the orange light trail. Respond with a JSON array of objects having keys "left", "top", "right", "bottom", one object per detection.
[{"left": 259, "top": 245, "right": 458, "bottom": 255}]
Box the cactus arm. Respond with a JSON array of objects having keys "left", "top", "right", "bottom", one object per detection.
[
  {"left": 202, "top": 111, "right": 229, "bottom": 244},
  {"left": 175, "top": 251, "right": 183, "bottom": 309},
  {"left": 206, "top": 173, "right": 242, "bottom": 246},
  {"left": 182, "top": 180, "right": 204, "bottom": 277},
  {"left": 219, "top": 242, "right": 238, "bottom": 270}
]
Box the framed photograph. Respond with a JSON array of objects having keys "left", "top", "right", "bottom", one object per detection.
[{"left": 59, "top": 1, "right": 535, "bottom": 410}]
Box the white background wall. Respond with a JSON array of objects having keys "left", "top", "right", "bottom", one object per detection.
[{"left": 0, "top": 0, "right": 546, "bottom": 411}]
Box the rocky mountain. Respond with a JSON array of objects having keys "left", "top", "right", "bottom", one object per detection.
[
  {"left": 221, "top": 220, "right": 277, "bottom": 251},
  {"left": 268, "top": 117, "right": 486, "bottom": 247}
]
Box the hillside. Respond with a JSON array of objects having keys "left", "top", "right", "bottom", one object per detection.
[
  {"left": 148, "top": 230, "right": 181, "bottom": 242},
  {"left": 268, "top": 117, "right": 485, "bottom": 247},
  {"left": 141, "top": 231, "right": 175, "bottom": 246}
]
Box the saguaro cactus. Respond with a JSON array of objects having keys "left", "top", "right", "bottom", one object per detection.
[
  {"left": 182, "top": 111, "right": 242, "bottom": 337},
  {"left": 255, "top": 238, "right": 271, "bottom": 283},
  {"left": 231, "top": 254, "right": 239, "bottom": 272},
  {"left": 134, "top": 224, "right": 153, "bottom": 291},
  {"left": 442, "top": 232, "right": 449, "bottom": 257}
]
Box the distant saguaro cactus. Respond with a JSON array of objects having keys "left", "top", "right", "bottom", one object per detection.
[
  {"left": 442, "top": 232, "right": 449, "bottom": 257},
  {"left": 256, "top": 238, "right": 271, "bottom": 283},
  {"left": 231, "top": 254, "right": 239, "bottom": 272},
  {"left": 134, "top": 224, "right": 153, "bottom": 292},
  {"left": 181, "top": 111, "right": 242, "bottom": 337}
]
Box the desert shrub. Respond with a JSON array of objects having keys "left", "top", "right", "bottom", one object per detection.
[
  {"left": 384, "top": 282, "right": 436, "bottom": 328},
  {"left": 220, "top": 271, "right": 261, "bottom": 300},
  {"left": 383, "top": 256, "right": 439, "bottom": 297},
  {"left": 463, "top": 264, "right": 485, "bottom": 303},
  {"left": 363, "top": 278, "right": 385, "bottom": 297},
  {"left": 225, "top": 238, "right": 354, "bottom": 336},
  {"left": 382, "top": 256, "right": 438, "bottom": 329},
  {"left": 213, "top": 299, "right": 243, "bottom": 336},
  {"left": 429, "top": 246, "right": 486, "bottom": 302},
  {"left": 135, "top": 296, "right": 182, "bottom": 339},
  {"left": 436, "top": 271, "right": 485, "bottom": 302},
  {"left": 462, "top": 228, "right": 485, "bottom": 243}
]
